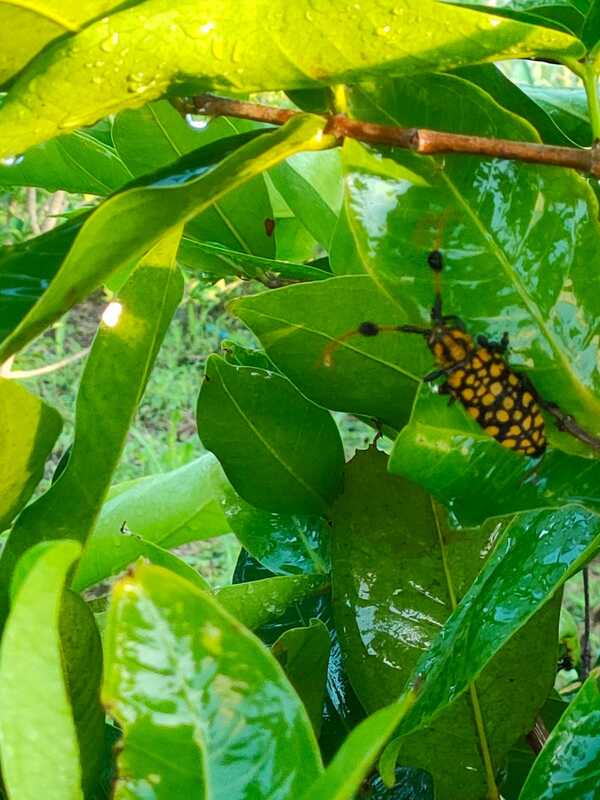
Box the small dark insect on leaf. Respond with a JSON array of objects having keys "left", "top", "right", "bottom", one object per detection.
[{"left": 264, "top": 217, "right": 276, "bottom": 237}]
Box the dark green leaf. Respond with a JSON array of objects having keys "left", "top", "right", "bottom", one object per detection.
[
  {"left": 272, "top": 619, "right": 331, "bottom": 735},
  {"left": 0, "top": 540, "right": 87, "bottom": 800},
  {"left": 519, "top": 670, "right": 600, "bottom": 799},
  {"left": 0, "top": 1, "right": 582, "bottom": 157},
  {"left": 0, "top": 378, "right": 62, "bottom": 530},
  {"left": 215, "top": 574, "right": 328, "bottom": 630},
  {"left": 60, "top": 590, "right": 107, "bottom": 797},
  {"left": 103, "top": 562, "right": 323, "bottom": 798},
  {"left": 331, "top": 448, "right": 559, "bottom": 799},
  {"left": 0, "top": 231, "right": 183, "bottom": 626},
  {"left": 389, "top": 384, "right": 600, "bottom": 527},
  {"left": 231, "top": 275, "right": 430, "bottom": 430},
  {"left": 222, "top": 484, "right": 330, "bottom": 575},
  {"left": 197, "top": 355, "right": 344, "bottom": 514},
  {"left": 73, "top": 454, "right": 230, "bottom": 591},
  {"left": 518, "top": 84, "right": 591, "bottom": 146}
]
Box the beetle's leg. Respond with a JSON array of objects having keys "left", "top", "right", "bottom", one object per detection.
[{"left": 477, "top": 331, "right": 509, "bottom": 354}]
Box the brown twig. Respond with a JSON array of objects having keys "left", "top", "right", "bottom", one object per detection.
[{"left": 185, "top": 93, "right": 600, "bottom": 178}]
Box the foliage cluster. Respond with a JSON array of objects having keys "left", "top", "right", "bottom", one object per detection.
[{"left": 1, "top": 1, "right": 600, "bottom": 798}]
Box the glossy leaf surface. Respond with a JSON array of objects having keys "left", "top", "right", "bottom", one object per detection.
[
  {"left": 0, "top": 115, "right": 330, "bottom": 364},
  {"left": 0, "top": 123, "right": 131, "bottom": 193},
  {"left": 0, "top": 378, "right": 62, "bottom": 530},
  {"left": 0, "top": 541, "right": 85, "bottom": 800},
  {"left": 331, "top": 448, "right": 559, "bottom": 799},
  {"left": 103, "top": 562, "right": 323, "bottom": 799},
  {"left": 519, "top": 670, "right": 600, "bottom": 799},
  {"left": 0, "top": 0, "right": 582, "bottom": 158},
  {"left": 74, "top": 454, "right": 229, "bottom": 590},
  {"left": 272, "top": 619, "right": 331, "bottom": 735},
  {"left": 197, "top": 355, "right": 344, "bottom": 514},
  {"left": 334, "top": 74, "right": 600, "bottom": 435},
  {"left": 222, "top": 485, "right": 330, "bottom": 575},
  {"left": 215, "top": 574, "right": 328, "bottom": 630},
  {"left": 231, "top": 275, "right": 430, "bottom": 430},
  {"left": 389, "top": 384, "right": 600, "bottom": 527},
  {"left": 0, "top": 231, "right": 182, "bottom": 625},
  {"left": 0, "top": 0, "right": 124, "bottom": 85},
  {"left": 380, "top": 505, "right": 600, "bottom": 774}
]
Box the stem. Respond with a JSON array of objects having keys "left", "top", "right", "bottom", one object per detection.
[
  {"left": 184, "top": 93, "right": 600, "bottom": 178},
  {"left": 582, "top": 64, "right": 600, "bottom": 142},
  {"left": 582, "top": 567, "right": 592, "bottom": 679}
]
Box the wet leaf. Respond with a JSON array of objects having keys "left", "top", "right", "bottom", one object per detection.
[
  {"left": 519, "top": 670, "right": 600, "bottom": 799},
  {"left": 197, "top": 355, "right": 344, "bottom": 514},
  {"left": 222, "top": 484, "right": 330, "bottom": 575},
  {"left": 231, "top": 275, "right": 430, "bottom": 430},
  {"left": 0, "top": 378, "right": 62, "bottom": 530},
  {"left": 215, "top": 574, "right": 328, "bottom": 630},
  {"left": 0, "top": 114, "right": 331, "bottom": 364},
  {"left": 333, "top": 72, "right": 600, "bottom": 439},
  {"left": 73, "top": 454, "right": 230, "bottom": 591},
  {"left": 389, "top": 383, "right": 600, "bottom": 527},
  {"left": 272, "top": 619, "right": 331, "bottom": 735},
  {"left": 0, "top": 540, "right": 95, "bottom": 800},
  {"left": 331, "top": 448, "right": 559, "bottom": 799},
  {"left": 0, "top": 0, "right": 125, "bottom": 85},
  {"left": 0, "top": 230, "right": 183, "bottom": 626},
  {"left": 0, "top": 1, "right": 582, "bottom": 157},
  {"left": 380, "top": 505, "right": 600, "bottom": 781},
  {"left": 103, "top": 562, "right": 323, "bottom": 799}
]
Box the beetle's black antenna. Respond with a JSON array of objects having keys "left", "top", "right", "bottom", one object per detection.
[{"left": 323, "top": 321, "right": 430, "bottom": 367}]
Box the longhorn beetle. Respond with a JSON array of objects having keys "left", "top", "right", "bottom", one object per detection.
[{"left": 325, "top": 249, "right": 547, "bottom": 457}]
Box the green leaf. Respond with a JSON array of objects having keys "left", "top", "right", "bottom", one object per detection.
[
  {"left": 103, "top": 562, "right": 323, "bottom": 798},
  {"left": 0, "top": 114, "right": 331, "bottom": 364},
  {"left": 0, "top": 122, "right": 132, "bottom": 193},
  {"left": 272, "top": 619, "right": 331, "bottom": 736},
  {"left": 380, "top": 505, "right": 600, "bottom": 782},
  {"left": 0, "top": 540, "right": 88, "bottom": 800},
  {"left": 0, "top": 231, "right": 183, "bottom": 626},
  {"left": 331, "top": 448, "right": 559, "bottom": 799},
  {"left": 73, "top": 454, "right": 230, "bottom": 591},
  {"left": 0, "top": 0, "right": 582, "bottom": 157},
  {"left": 231, "top": 275, "right": 430, "bottom": 430},
  {"left": 178, "top": 238, "right": 331, "bottom": 283},
  {"left": 0, "top": 216, "right": 85, "bottom": 346},
  {"left": 60, "top": 589, "right": 107, "bottom": 797},
  {"left": 518, "top": 670, "right": 600, "bottom": 799},
  {"left": 518, "top": 83, "right": 591, "bottom": 146},
  {"left": 0, "top": 0, "right": 125, "bottom": 86},
  {"left": 454, "top": 63, "right": 588, "bottom": 146},
  {"left": 446, "top": 0, "right": 588, "bottom": 37},
  {"left": 197, "top": 355, "right": 344, "bottom": 514},
  {"left": 332, "top": 72, "right": 600, "bottom": 440},
  {"left": 268, "top": 150, "right": 343, "bottom": 249},
  {"left": 388, "top": 384, "right": 600, "bottom": 527},
  {"left": 0, "top": 377, "right": 62, "bottom": 530},
  {"left": 303, "top": 501, "right": 600, "bottom": 799},
  {"left": 222, "top": 484, "right": 330, "bottom": 575},
  {"left": 215, "top": 574, "right": 328, "bottom": 630}
]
